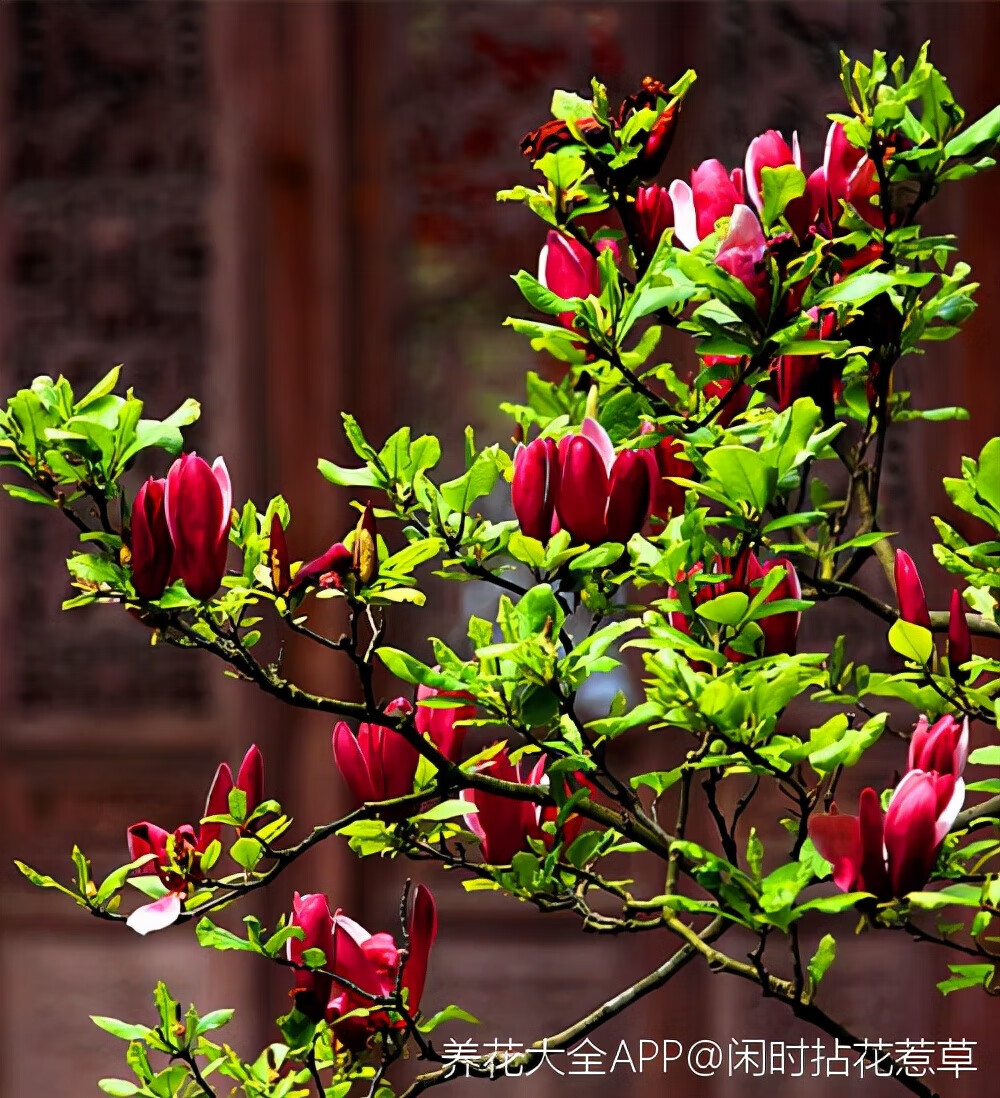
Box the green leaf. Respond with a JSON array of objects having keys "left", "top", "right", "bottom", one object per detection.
[
  {"left": 760, "top": 164, "right": 806, "bottom": 230},
  {"left": 230, "top": 837, "right": 263, "bottom": 871},
  {"left": 98, "top": 1081, "right": 141, "bottom": 1097},
  {"left": 703, "top": 446, "right": 774, "bottom": 511},
  {"left": 418, "top": 1004, "right": 481, "bottom": 1032},
  {"left": 887, "top": 619, "right": 934, "bottom": 664},
  {"left": 696, "top": 591, "right": 749, "bottom": 625},
  {"left": 937, "top": 963, "right": 994, "bottom": 996},
  {"left": 970, "top": 745, "right": 1000, "bottom": 767},
  {"left": 195, "top": 1008, "right": 235, "bottom": 1035},
  {"left": 807, "top": 934, "right": 837, "bottom": 988},
  {"left": 301, "top": 947, "right": 327, "bottom": 969},
  {"left": 91, "top": 1016, "right": 151, "bottom": 1041},
  {"left": 195, "top": 917, "right": 257, "bottom": 953},
  {"left": 413, "top": 800, "right": 474, "bottom": 822},
  {"left": 946, "top": 104, "right": 1000, "bottom": 157},
  {"left": 317, "top": 458, "right": 379, "bottom": 488}
]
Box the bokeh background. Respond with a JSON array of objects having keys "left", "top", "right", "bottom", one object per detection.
[{"left": 1, "top": 3, "right": 999, "bottom": 1097}]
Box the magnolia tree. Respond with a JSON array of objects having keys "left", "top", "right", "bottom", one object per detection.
[{"left": 5, "top": 44, "right": 1000, "bottom": 1098}]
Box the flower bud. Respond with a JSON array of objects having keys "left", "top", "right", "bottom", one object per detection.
[
  {"left": 130, "top": 477, "right": 172, "bottom": 600},
  {"left": 512, "top": 437, "right": 559, "bottom": 542},
  {"left": 894, "top": 549, "right": 931, "bottom": 629},
  {"left": 948, "top": 588, "right": 973, "bottom": 678},
  {"left": 668, "top": 159, "right": 745, "bottom": 249},
  {"left": 352, "top": 502, "right": 378, "bottom": 584},
  {"left": 164, "top": 453, "right": 232, "bottom": 601},
  {"left": 639, "top": 425, "right": 691, "bottom": 527},
  {"left": 269, "top": 513, "right": 291, "bottom": 595},
  {"left": 632, "top": 184, "right": 674, "bottom": 261},
  {"left": 416, "top": 681, "right": 476, "bottom": 763},
  {"left": 715, "top": 204, "right": 770, "bottom": 315},
  {"left": 539, "top": 231, "right": 600, "bottom": 328}
]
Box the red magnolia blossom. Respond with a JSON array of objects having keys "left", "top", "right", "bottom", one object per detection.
[
  {"left": 288, "top": 885, "right": 437, "bottom": 1050},
  {"left": 415, "top": 680, "right": 477, "bottom": 763},
  {"left": 460, "top": 748, "right": 583, "bottom": 864},
  {"left": 809, "top": 769, "right": 964, "bottom": 901},
  {"left": 701, "top": 364, "right": 753, "bottom": 427},
  {"left": 820, "top": 121, "right": 883, "bottom": 230},
  {"left": 631, "top": 183, "right": 674, "bottom": 261},
  {"left": 948, "top": 590, "right": 973, "bottom": 677},
  {"left": 617, "top": 76, "right": 680, "bottom": 179},
  {"left": 511, "top": 436, "right": 560, "bottom": 542},
  {"left": 164, "top": 453, "right": 232, "bottom": 601},
  {"left": 770, "top": 309, "right": 838, "bottom": 411},
  {"left": 669, "top": 159, "right": 745, "bottom": 249},
  {"left": 908, "top": 713, "right": 968, "bottom": 778},
  {"left": 639, "top": 423, "right": 691, "bottom": 527},
  {"left": 125, "top": 745, "right": 264, "bottom": 935},
  {"left": 538, "top": 230, "right": 600, "bottom": 328},
  {"left": 332, "top": 699, "right": 418, "bottom": 806},
  {"left": 554, "top": 417, "right": 650, "bottom": 545},
  {"left": 130, "top": 477, "right": 172, "bottom": 600},
  {"left": 715, "top": 204, "right": 770, "bottom": 315},
  {"left": 289, "top": 540, "right": 354, "bottom": 594},
  {"left": 894, "top": 548, "right": 932, "bottom": 630},
  {"left": 670, "top": 552, "right": 802, "bottom": 659}
]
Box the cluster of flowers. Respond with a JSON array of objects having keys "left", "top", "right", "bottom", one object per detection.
[
  {"left": 130, "top": 447, "right": 380, "bottom": 604},
  {"left": 528, "top": 88, "right": 890, "bottom": 421},
  {"left": 333, "top": 688, "right": 584, "bottom": 865},
  {"left": 512, "top": 416, "right": 694, "bottom": 547},
  {"left": 810, "top": 713, "right": 967, "bottom": 901}
]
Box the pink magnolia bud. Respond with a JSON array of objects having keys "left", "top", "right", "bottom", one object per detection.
[
  {"left": 670, "top": 552, "right": 800, "bottom": 661},
  {"left": 235, "top": 744, "right": 265, "bottom": 816},
  {"left": 821, "top": 122, "right": 883, "bottom": 231},
  {"left": 701, "top": 366, "right": 752, "bottom": 427},
  {"left": 894, "top": 549, "right": 931, "bottom": 629},
  {"left": 744, "top": 129, "right": 801, "bottom": 213},
  {"left": 948, "top": 589, "right": 973, "bottom": 677},
  {"left": 884, "top": 770, "right": 963, "bottom": 897},
  {"left": 288, "top": 892, "right": 336, "bottom": 1022},
  {"left": 333, "top": 706, "right": 419, "bottom": 806},
  {"left": 908, "top": 713, "right": 968, "bottom": 778},
  {"left": 287, "top": 887, "right": 437, "bottom": 1050},
  {"left": 554, "top": 418, "right": 648, "bottom": 546},
  {"left": 605, "top": 449, "right": 651, "bottom": 544},
  {"left": 511, "top": 437, "right": 559, "bottom": 541},
  {"left": 130, "top": 477, "right": 172, "bottom": 600},
  {"left": 164, "top": 453, "right": 232, "bottom": 601},
  {"left": 460, "top": 748, "right": 537, "bottom": 865},
  {"left": 416, "top": 681, "right": 476, "bottom": 763},
  {"left": 639, "top": 424, "right": 691, "bottom": 527},
  {"left": 668, "top": 159, "right": 745, "bottom": 249},
  {"left": 757, "top": 558, "right": 803, "bottom": 656},
  {"left": 771, "top": 310, "right": 837, "bottom": 411},
  {"left": 715, "top": 204, "right": 770, "bottom": 315},
  {"left": 632, "top": 184, "right": 674, "bottom": 259},
  {"left": 538, "top": 230, "right": 600, "bottom": 327}
]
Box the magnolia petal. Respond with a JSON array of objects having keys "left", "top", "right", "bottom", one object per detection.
[{"left": 127, "top": 892, "right": 182, "bottom": 936}]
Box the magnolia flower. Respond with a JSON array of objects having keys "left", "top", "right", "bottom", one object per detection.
[
  {"left": 810, "top": 770, "right": 964, "bottom": 901},
  {"left": 288, "top": 885, "right": 437, "bottom": 1050}
]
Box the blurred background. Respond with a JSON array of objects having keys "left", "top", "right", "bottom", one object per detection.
[{"left": 1, "top": 3, "right": 999, "bottom": 1096}]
